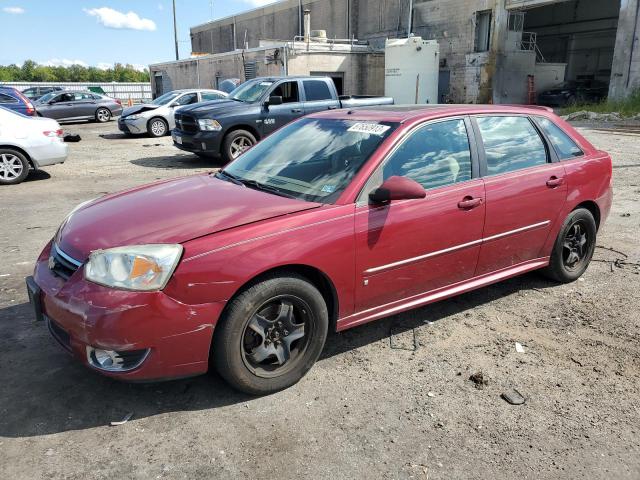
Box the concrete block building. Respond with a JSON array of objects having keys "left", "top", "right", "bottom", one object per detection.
[{"left": 151, "top": 0, "right": 640, "bottom": 104}]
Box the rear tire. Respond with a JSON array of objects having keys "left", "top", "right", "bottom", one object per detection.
[
  {"left": 0, "top": 149, "right": 30, "bottom": 185},
  {"left": 212, "top": 273, "right": 328, "bottom": 395},
  {"left": 95, "top": 107, "right": 111, "bottom": 123},
  {"left": 541, "top": 208, "right": 597, "bottom": 283},
  {"left": 222, "top": 129, "right": 256, "bottom": 164},
  {"left": 148, "top": 117, "right": 168, "bottom": 137}
]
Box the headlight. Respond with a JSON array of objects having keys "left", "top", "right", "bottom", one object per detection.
[
  {"left": 198, "top": 118, "right": 222, "bottom": 131},
  {"left": 84, "top": 244, "right": 183, "bottom": 291},
  {"left": 125, "top": 114, "right": 141, "bottom": 120}
]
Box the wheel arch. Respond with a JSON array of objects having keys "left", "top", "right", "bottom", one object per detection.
[
  {"left": 574, "top": 200, "right": 601, "bottom": 230},
  {"left": 96, "top": 106, "right": 112, "bottom": 116},
  {"left": 0, "top": 144, "right": 35, "bottom": 168},
  {"left": 220, "top": 124, "right": 261, "bottom": 153},
  {"left": 146, "top": 115, "right": 168, "bottom": 133},
  {"left": 215, "top": 263, "right": 339, "bottom": 334}
]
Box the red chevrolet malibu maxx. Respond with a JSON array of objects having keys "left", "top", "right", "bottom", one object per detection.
[{"left": 27, "top": 105, "right": 612, "bottom": 394}]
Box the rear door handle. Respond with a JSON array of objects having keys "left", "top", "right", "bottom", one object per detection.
[
  {"left": 458, "top": 196, "right": 483, "bottom": 210},
  {"left": 328, "top": 105, "right": 338, "bottom": 110},
  {"left": 291, "top": 109, "right": 303, "bottom": 113},
  {"left": 546, "top": 176, "right": 565, "bottom": 188}
]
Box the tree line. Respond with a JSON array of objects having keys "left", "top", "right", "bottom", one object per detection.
[{"left": 0, "top": 60, "right": 150, "bottom": 83}]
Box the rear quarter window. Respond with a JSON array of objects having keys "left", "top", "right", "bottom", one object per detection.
[
  {"left": 535, "top": 116, "right": 584, "bottom": 160},
  {"left": 476, "top": 116, "right": 548, "bottom": 176}
]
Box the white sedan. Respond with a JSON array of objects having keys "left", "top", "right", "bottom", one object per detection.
[{"left": 0, "top": 106, "right": 68, "bottom": 185}]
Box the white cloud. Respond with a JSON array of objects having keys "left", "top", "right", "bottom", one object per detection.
[
  {"left": 3, "top": 6, "right": 25, "bottom": 14},
  {"left": 97, "top": 62, "right": 148, "bottom": 72},
  {"left": 40, "top": 58, "right": 89, "bottom": 67},
  {"left": 83, "top": 7, "right": 156, "bottom": 31}
]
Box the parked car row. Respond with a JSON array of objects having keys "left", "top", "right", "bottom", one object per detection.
[
  {"left": 0, "top": 86, "right": 123, "bottom": 123},
  {"left": 118, "top": 88, "right": 227, "bottom": 137}
]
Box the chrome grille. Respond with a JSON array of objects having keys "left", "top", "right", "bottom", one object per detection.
[{"left": 49, "top": 244, "right": 82, "bottom": 281}]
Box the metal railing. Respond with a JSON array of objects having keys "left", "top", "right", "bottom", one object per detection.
[{"left": 520, "top": 32, "right": 547, "bottom": 63}]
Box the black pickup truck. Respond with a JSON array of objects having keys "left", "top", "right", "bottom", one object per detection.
[{"left": 172, "top": 75, "right": 394, "bottom": 162}]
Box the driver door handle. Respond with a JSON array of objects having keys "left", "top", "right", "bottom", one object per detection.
[
  {"left": 458, "top": 196, "right": 483, "bottom": 210},
  {"left": 546, "top": 176, "right": 565, "bottom": 188},
  {"left": 291, "top": 108, "right": 303, "bottom": 113}
]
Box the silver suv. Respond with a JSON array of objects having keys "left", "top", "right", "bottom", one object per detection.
[{"left": 118, "top": 89, "right": 227, "bottom": 137}]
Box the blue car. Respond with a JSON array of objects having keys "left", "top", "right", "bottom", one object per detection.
[{"left": 0, "top": 86, "right": 36, "bottom": 116}]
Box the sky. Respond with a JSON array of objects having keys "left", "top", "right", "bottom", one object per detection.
[{"left": 0, "top": 0, "right": 278, "bottom": 70}]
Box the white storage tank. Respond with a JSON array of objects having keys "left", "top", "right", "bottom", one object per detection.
[{"left": 384, "top": 36, "right": 439, "bottom": 105}]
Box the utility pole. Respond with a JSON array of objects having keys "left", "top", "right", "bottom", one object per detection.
[
  {"left": 173, "top": 0, "right": 179, "bottom": 60},
  {"left": 407, "top": 0, "right": 413, "bottom": 38}
]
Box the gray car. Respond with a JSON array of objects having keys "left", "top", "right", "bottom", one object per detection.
[
  {"left": 118, "top": 89, "right": 227, "bottom": 137},
  {"left": 35, "top": 91, "right": 123, "bottom": 123}
]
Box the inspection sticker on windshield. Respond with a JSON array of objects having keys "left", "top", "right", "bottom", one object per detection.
[
  {"left": 321, "top": 185, "right": 336, "bottom": 193},
  {"left": 347, "top": 123, "right": 390, "bottom": 136}
]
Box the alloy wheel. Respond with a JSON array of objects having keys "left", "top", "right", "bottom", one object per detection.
[
  {"left": 241, "top": 295, "right": 311, "bottom": 378},
  {"left": 0, "top": 153, "right": 24, "bottom": 181},
  {"left": 562, "top": 220, "right": 589, "bottom": 270},
  {"left": 230, "top": 136, "right": 252, "bottom": 159},
  {"left": 151, "top": 120, "right": 166, "bottom": 136},
  {"left": 97, "top": 108, "right": 110, "bottom": 122}
]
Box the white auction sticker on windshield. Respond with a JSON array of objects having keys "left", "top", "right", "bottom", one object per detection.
[{"left": 347, "top": 123, "right": 391, "bottom": 135}]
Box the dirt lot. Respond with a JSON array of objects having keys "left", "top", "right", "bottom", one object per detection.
[{"left": 0, "top": 120, "right": 639, "bottom": 479}]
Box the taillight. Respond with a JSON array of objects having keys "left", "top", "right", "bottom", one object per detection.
[
  {"left": 43, "top": 129, "right": 64, "bottom": 138},
  {"left": 16, "top": 90, "right": 35, "bottom": 115},
  {"left": 115, "top": 99, "right": 122, "bottom": 106}
]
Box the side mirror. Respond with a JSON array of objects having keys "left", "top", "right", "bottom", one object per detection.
[
  {"left": 369, "top": 176, "right": 426, "bottom": 204},
  {"left": 265, "top": 95, "right": 283, "bottom": 107}
]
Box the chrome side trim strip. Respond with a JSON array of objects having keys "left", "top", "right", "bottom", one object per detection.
[
  {"left": 54, "top": 243, "right": 83, "bottom": 267},
  {"left": 365, "top": 238, "right": 483, "bottom": 274},
  {"left": 364, "top": 220, "right": 551, "bottom": 275},
  {"left": 482, "top": 220, "right": 550, "bottom": 243}
]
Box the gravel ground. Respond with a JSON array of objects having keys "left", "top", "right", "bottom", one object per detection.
[{"left": 0, "top": 120, "right": 638, "bottom": 479}]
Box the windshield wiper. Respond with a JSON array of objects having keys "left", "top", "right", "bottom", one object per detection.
[
  {"left": 215, "top": 170, "right": 245, "bottom": 186},
  {"left": 240, "top": 179, "right": 297, "bottom": 199}
]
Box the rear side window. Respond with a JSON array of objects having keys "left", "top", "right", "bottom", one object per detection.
[
  {"left": 536, "top": 117, "right": 583, "bottom": 159},
  {"left": 476, "top": 116, "right": 547, "bottom": 176},
  {"left": 381, "top": 119, "right": 473, "bottom": 190},
  {"left": 304, "top": 80, "right": 332, "bottom": 101},
  {"left": 0, "top": 93, "right": 18, "bottom": 104}
]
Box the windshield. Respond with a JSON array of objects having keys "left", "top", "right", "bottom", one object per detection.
[
  {"left": 222, "top": 118, "right": 397, "bottom": 203},
  {"left": 151, "top": 91, "right": 182, "bottom": 105},
  {"left": 229, "top": 80, "right": 274, "bottom": 103}
]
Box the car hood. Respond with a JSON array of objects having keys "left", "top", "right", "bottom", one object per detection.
[
  {"left": 57, "top": 173, "right": 321, "bottom": 261},
  {"left": 177, "top": 99, "right": 249, "bottom": 118},
  {"left": 121, "top": 104, "right": 161, "bottom": 117}
]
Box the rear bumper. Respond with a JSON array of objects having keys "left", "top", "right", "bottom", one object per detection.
[
  {"left": 29, "top": 241, "right": 225, "bottom": 381},
  {"left": 29, "top": 141, "right": 68, "bottom": 168},
  {"left": 172, "top": 129, "right": 222, "bottom": 155}
]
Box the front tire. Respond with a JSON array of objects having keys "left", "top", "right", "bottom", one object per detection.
[
  {"left": 95, "top": 107, "right": 111, "bottom": 123},
  {"left": 222, "top": 129, "right": 256, "bottom": 163},
  {"left": 148, "top": 117, "right": 168, "bottom": 137},
  {"left": 0, "top": 149, "right": 30, "bottom": 185},
  {"left": 542, "top": 208, "right": 597, "bottom": 283},
  {"left": 212, "top": 273, "right": 328, "bottom": 395}
]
